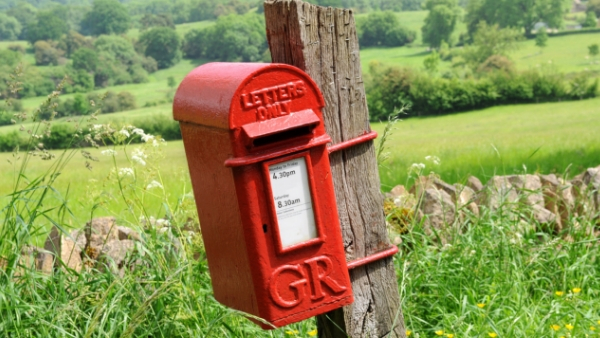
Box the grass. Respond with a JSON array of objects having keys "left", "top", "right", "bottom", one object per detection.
[
  {"left": 398, "top": 200, "right": 600, "bottom": 337},
  {"left": 373, "top": 96, "right": 600, "bottom": 191},
  {"left": 2, "top": 11, "right": 600, "bottom": 337}
]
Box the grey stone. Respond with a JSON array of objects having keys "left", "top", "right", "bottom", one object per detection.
[
  {"left": 44, "top": 226, "right": 83, "bottom": 272},
  {"left": 418, "top": 188, "right": 456, "bottom": 237},
  {"left": 85, "top": 217, "right": 119, "bottom": 249},
  {"left": 117, "top": 226, "right": 142, "bottom": 242},
  {"left": 467, "top": 176, "right": 484, "bottom": 192}
]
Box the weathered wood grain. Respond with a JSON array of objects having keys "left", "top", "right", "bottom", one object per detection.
[{"left": 264, "top": 1, "right": 406, "bottom": 337}]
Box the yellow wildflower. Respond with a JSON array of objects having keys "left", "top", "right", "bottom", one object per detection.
[
  {"left": 435, "top": 330, "right": 444, "bottom": 336},
  {"left": 591, "top": 326, "right": 596, "bottom": 331},
  {"left": 406, "top": 330, "right": 412, "bottom": 336},
  {"left": 285, "top": 330, "right": 299, "bottom": 336},
  {"left": 477, "top": 303, "right": 486, "bottom": 309},
  {"left": 488, "top": 333, "right": 498, "bottom": 337},
  {"left": 555, "top": 291, "right": 564, "bottom": 296},
  {"left": 551, "top": 324, "right": 561, "bottom": 331},
  {"left": 572, "top": 287, "right": 582, "bottom": 294},
  {"left": 565, "top": 324, "right": 574, "bottom": 331},
  {"left": 446, "top": 334, "right": 454, "bottom": 338},
  {"left": 308, "top": 329, "right": 318, "bottom": 337}
]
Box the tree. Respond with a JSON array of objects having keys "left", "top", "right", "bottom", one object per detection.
[
  {"left": 139, "top": 27, "right": 181, "bottom": 69},
  {"left": 59, "top": 30, "right": 92, "bottom": 57},
  {"left": 423, "top": 51, "right": 440, "bottom": 73},
  {"left": 587, "top": 0, "right": 600, "bottom": 17},
  {"left": 401, "top": 0, "right": 424, "bottom": 10},
  {"left": 81, "top": 0, "right": 130, "bottom": 36},
  {"left": 535, "top": 29, "right": 548, "bottom": 52},
  {"left": 183, "top": 13, "right": 267, "bottom": 62},
  {"left": 0, "top": 13, "right": 21, "bottom": 41},
  {"left": 72, "top": 47, "right": 99, "bottom": 73},
  {"left": 26, "top": 10, "right": 69, "bottom": 44},
  {"left": 359, "top": 11, "right": 416, "bottom": 47},
  {"left": 589, "top": 44, "right": 599, "bottom": 58},
  {"left": 465, "top": 0, "right": 565, "bottom": 37},
  {"left": 462, "top": 21, "right": 522, "bottom": 66},
  {"left": 6, "top": 2, "right": 36, "bottom": 40},
  {"left": 422, "top": 0, "right": 461, "bottom": 48},
  {"left": 583, "top": 11, "right": 598, "bottom": 28},
  {"left": 140, "top": 14, "right": 175, "bottom": 31},
  {"left": 34, "top": 40, "right": 64, "bottom": 66}
]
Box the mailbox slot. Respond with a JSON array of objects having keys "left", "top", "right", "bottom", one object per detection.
[
  {"left": 242, "top": 109, "right": 320, "bottom": 148},
  {"left": 252, "top": 126, "right": 313, "bottom": 147}
]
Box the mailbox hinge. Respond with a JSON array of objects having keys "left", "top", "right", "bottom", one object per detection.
[
  {"left": 327, "top": 131, "right": 378, "bottom": 154},
  {"left": 346, "top": 245, "right": 398, "bottom": 270}
]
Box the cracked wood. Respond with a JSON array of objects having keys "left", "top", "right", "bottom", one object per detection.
[{"left": 264, "top": 1, "right": 406, "bottom": 337}]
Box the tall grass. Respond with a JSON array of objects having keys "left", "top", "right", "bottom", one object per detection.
[
  {"left": 0, "top": 74, "right": 318, "bottom": 337},
  {"left": 398, "top": 204, "right": 600, "bottom": 337}
]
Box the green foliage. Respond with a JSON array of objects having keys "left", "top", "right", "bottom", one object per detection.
[
  {"left": 0, "top": 13, "right": 22, "bottom": 41},
  {"left": 92, "top": 35, "right": 149, "bottom": 87},
  {"left": 422, "top": 0, "right": 461, "bottom": 48},
  {"left": 366, "top": 64, "right": 597, "bottom": 120},
  {"left": 58, "top": 30, "right": 93, "bottom": 57},
  {"left": 140, "top": 13, "right": 176, "bottom": 31},
  {"left": 139, "top": 27, "right": 181, "bottom": 69},
  {"left": 535, "top": 29, "right": 548, "bottom": 49},
  {"left": 462, "top": 21, "right": 522, "bottom": 67},
  {"left": 6, "top": 2, "right": 37, "bottom": 40},
  {"left": 583, "top": 11, "right": 598, "bottom": 29},
  {"left": 587, "top": 0, "right": 600, "bottom": 17},
  {"left": 81, "top": 0, "right": 130, "bottom": 36},
  {"left": 71, "top": 47, "right": 98, "bottom": 72},
  {"left": 358, "top": 11, "right": 416, "bottom": 47},
  {"left": 465, "top": 0, "right": 565, "bottom": 37},
  {"left": 423, "top": 51, "right": 440, "bottom": 73},
  {"left": 26, "top": 10, "right": 69, "bottom": 44},
  {"left": 590, "top": 43, "right": 600, "bottom": 57},
  {"left": 183, "top": 13, "right": 267, "bottom": 62},
  {"left": 0, "top": 49, "right": 22, "bottom": 67},
  {"left": 33, "top": 40, "right": 64, "bottom": 66}
]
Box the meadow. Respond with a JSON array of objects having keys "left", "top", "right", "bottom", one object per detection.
[{"left": 2, "top": 8, "right": 600, "bottom": 338}]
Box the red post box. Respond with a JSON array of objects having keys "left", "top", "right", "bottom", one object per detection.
[{"left": 173, "top": 63, "right": 354, "bottom": 328}]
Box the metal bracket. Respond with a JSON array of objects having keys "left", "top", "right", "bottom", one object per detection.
[
  {"left": 327, "top": 131, "right": 378, "bottom": 154},
  {"left": 347, "top": 245, "right": 399, "bottom": 270}
]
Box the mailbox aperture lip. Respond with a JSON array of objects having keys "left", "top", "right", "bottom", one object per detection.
[{"left": 262, "top": 151, "right": 326, "bottom": 255}]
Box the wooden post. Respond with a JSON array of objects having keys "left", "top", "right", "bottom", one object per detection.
[{"left": 264, "top": 1, "right": 406, "bottom": 337}]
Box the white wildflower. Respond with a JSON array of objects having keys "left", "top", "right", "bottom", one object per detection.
[
  {"left": 141, "top": 134, "right": 154, "bottom": 143},
  {"left": 410, "top": 163, "right": 426, "bottom": 172},
  {"left": 132, "top": 128, "right": 145, "bottom": 136},
  {"left": 101, "top": 149, "right": 117, "bottom": 156},
  {"left": 93, "top": 124, "right": 103, "bottom": 130},
  {"left": 118, "top": 167, "right": 134, "bottom": 177},
  {"left": 119, "top": 129, "right": 130, "bottom": 138},
  {"left": 131, "top": 148, "right": 147, "bottom": 166},
  {"left": 156, "top": 218, "right": 171, "bottom": 227},
  {"left": 425, "top": 155, "right": 441, "bottom": 166},
  {"left": 146, "top": 180, "right": 163, "bottom": 190}
]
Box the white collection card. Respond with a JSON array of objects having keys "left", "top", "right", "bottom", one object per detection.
[{"left": 268, "top": 157, "right": 317, "bottom": 248}]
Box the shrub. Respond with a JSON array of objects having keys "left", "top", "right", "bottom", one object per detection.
[
  {"left": 359, "top": 11, "right": 416, "bottom": 47},
  {"left": 34, "top": 40, "right": 65, "bottom": 66},
  {"left": 367, "top": 65, "right": 599, "bottom": 120},
  {"left": 0, "top": 130, "right": 27, "bottom": 152},
  {"left": 138, "top": 27, "right": 181, "bottom": 69}
]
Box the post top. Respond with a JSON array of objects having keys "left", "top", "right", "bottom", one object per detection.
[{"left": 173, "top": 62, "right": 325, "bottom": 131}]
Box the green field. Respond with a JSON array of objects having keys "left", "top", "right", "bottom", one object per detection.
[
  {"left": 374, "top": 96, "right": 600, "bottom": 190},
  {"left": 2, "top": 95, "right": 599, "bottom": 224}
]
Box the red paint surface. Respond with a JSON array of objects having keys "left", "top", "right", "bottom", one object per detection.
[{"left": 173, "top": 63, "right": 353, "bottom": 329}]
